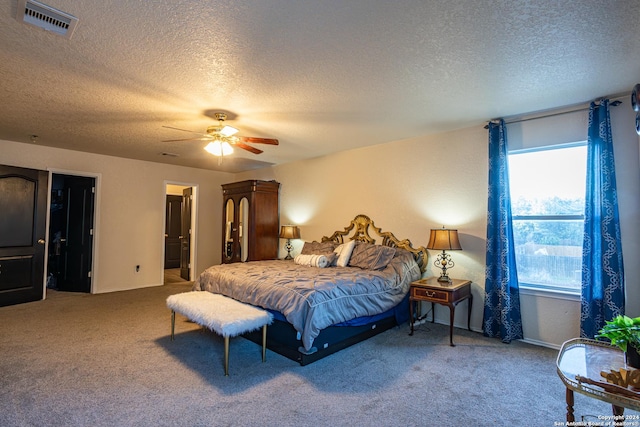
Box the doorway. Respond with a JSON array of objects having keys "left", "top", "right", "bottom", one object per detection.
[
  {"left": 47, "top": 174, "right": 96, "bottom": 293},
  {"left": 164, "top": 183, "right": 196, "bottom": 284}
]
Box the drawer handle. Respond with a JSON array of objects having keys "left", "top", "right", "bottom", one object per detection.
[{"left": 426, "top": 291, "right": 436, "bottom": 297}]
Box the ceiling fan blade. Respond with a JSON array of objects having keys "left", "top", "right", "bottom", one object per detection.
[
  {"left": 162, "top": 125, "right": 209, "bottom": 135},
  {"left": 162, "top": 137, "right": 212, "bottom": 142},
  {"left": 238, "top": 136, "right": 279, "bottom": 145},
  {"left": 236, "top": 142, "right": 263, "bottom": 154},
  {"left": 219, "top": 125, "right": 239, "bottom": 137}
]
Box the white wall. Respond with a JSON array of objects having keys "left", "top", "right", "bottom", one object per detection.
[
  {"left": 238, "top": 101, "right": 640, "bottom": 348},
  {"left": 0, "top": 139, "right": 229, "bottom": 294}
]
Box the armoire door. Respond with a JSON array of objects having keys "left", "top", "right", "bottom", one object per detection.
[
  {"left": 0, "top": 165, "right": 48, "bottom": 307},
  {"left": 222, "top": 197, "right": 237, "bottom": 263}
]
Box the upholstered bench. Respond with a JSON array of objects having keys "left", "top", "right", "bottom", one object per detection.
[{"left": 166, "top": 291, "right": 273, "bottom": 376}]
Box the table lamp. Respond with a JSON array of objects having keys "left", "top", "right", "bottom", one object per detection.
[
  {"left": 427, "top": 227, "right": 462, "bottom": 283},
  {"left": 279, "top": 225, "right": 300, "bottom": 260}
]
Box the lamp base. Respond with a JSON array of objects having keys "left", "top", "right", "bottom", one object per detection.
[
  {"left": 433, "top": 250, "right": 454, "bottom": 284},
  {"left": 283, "top": 239, "right": 293, "bottom": 260}
]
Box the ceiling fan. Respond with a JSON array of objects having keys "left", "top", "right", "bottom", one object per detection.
[{"left": 162, "top": 112, "right": 279, "bottom": 157}]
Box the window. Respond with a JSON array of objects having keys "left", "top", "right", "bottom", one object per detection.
[{"left": 508, "top": 143, "right": 587, "bottom": 293}]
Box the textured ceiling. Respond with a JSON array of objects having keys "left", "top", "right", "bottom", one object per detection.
[{"left": 1, "top": 0, "right": 639, "bottom": 173}]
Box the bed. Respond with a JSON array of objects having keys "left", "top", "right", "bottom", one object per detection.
[{"left": 194, "top": 214, "right": 428, "bottom": 365}]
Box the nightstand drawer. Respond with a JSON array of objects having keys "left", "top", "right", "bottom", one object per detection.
[{"left": 412, "top": 287, "right": 449, "bottom": 302}]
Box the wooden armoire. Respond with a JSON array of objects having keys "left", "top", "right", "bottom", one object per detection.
[{"left": 221, "top": 180, "right": 280, "bottom": 263}]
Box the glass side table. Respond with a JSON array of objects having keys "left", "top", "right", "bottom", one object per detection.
[{"left": 556, "top": 338, "right": 640, "bottom": 422}]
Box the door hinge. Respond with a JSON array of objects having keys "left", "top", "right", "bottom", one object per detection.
[
  {"left": 92, "top": 187, "right": 95, "bottom": 193},
  {"left": 89, "top": 228, "right": 93, "bottom": 235},
  {"left": 189, "top": 228, "right": 192, "bottom": 234},
  {"left": 190, "top": 195, "right": 193, "bottom": 200},
  {"left": 88, "top": 271, "right": 92, "bottom": 278}
]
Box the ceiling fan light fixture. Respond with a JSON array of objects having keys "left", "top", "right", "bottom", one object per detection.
[
  {"left": 163, "top": 111, "right": 277, "bottom": 161},
  {"left": 204, "top": 140, "right": 233, "bottom": 156}
]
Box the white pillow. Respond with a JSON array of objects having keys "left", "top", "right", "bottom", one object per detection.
[
  {"left": 294, "top": 254, "right": 330, "bottom": 268},
  {"left": 334, "top": 240, "right": 356, "bottom": 267}
]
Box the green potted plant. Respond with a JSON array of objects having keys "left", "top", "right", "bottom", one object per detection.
[{"left": 596, "top": 315, "right": 640, "bottom": 369}]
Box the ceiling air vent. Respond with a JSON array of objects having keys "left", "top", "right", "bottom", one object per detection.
[{"left": 16, "top": 0, "right": 78, "bottom": 39}]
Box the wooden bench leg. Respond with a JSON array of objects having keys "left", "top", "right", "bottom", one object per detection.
[
  {"left": 262, "top": 325, "right": 267, "bottom": 362},
  {"left": 224, "top": 336, "right": 230, "bottom": 376},
  {"left": 171, "top": 310, "right": 175, "bottom": 341}
]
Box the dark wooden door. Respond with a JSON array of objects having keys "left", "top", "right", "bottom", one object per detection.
[
  {"left": 0, "top": 165, "right": 48, "bottom": 307},
  {"left": 48, "top": 175, "right": 95, "bottom": 293},
  {"left": 180, "top": 187, "right": 192, "bottom": 281},
  {"left": 164, "top": 195, "right": 182, "bottom": 269}
]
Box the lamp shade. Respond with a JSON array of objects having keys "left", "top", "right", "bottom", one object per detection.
[
  {"left": 204, "top": 140, "right": 233, "bottom": 156},
  {"left": 279, "top": 225, "right": 300, "bottom": 239},
  {"left": 427, "top": 228, "right": 462, "bottom": 251}
]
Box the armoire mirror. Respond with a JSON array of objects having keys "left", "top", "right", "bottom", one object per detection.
[
  {"left": 239, "top": 197, "right": 249, "bottom": 262},
  {"left": 224, "top": 198, "right": 234, "bottom": 260}
]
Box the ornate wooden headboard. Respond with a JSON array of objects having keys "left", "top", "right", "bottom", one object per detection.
[{"left": 321, "top": 214, "right": 428, "bottom": 273}]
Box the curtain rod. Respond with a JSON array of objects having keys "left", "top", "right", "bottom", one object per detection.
[{"left": 484, "top": 99, "right": 623, "bottom": 129}]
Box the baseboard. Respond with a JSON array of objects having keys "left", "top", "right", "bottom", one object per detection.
[
  {"left": 429, "top": 317, "right": 561, "bottom": 350},
  {"left": 518, "top": 337, "right": 561, "bottom": 350}
]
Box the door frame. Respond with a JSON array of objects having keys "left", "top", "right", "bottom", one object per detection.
[
  {"left": 162, "top": 181, "right": 198, "bottom": 283},
  {"left": 46, "top": 168, "right": 101, "bottom": 297}
]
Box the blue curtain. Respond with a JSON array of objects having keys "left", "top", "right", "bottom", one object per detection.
[
  {"left": 483, "top": 119, "right": 523, "bottom": 343},
  {"left": 580, "top": 99, "right": 625, "bottom": 338}
]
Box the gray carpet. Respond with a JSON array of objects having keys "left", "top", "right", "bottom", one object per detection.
[{"left": 1, "top": 282, "right": 637, "bottom": 427}]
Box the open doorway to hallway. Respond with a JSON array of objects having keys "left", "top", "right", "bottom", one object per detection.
[{"left": 164, "top": 183, "right": 197, "bottom": 284}]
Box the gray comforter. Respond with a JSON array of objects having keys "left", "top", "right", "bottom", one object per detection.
[{"left": 194, "top": 249, "right": 421, "bottom": 352}]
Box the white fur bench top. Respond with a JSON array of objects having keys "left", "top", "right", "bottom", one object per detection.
[{"left": 166, "top": 291, "right": 272, "bottom": 337}]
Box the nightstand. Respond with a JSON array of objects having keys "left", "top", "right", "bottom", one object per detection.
[{"left": 409, "top": 277, "right": 472, "bottom": 346}]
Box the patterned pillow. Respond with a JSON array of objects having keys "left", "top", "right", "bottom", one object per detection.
[
  {"left": 348, "top": 242, "right": 397, "bottom": 270},
  {"left": 334, "top": 240, "right": 357, "bottom": 267},
  {"left": 301, "top": 241, "right": 337, "bottom": 256}
]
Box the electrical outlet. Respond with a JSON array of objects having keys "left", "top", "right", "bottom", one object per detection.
[{"left": 135, "top": 265, "right": 140, "bottom": 272}]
